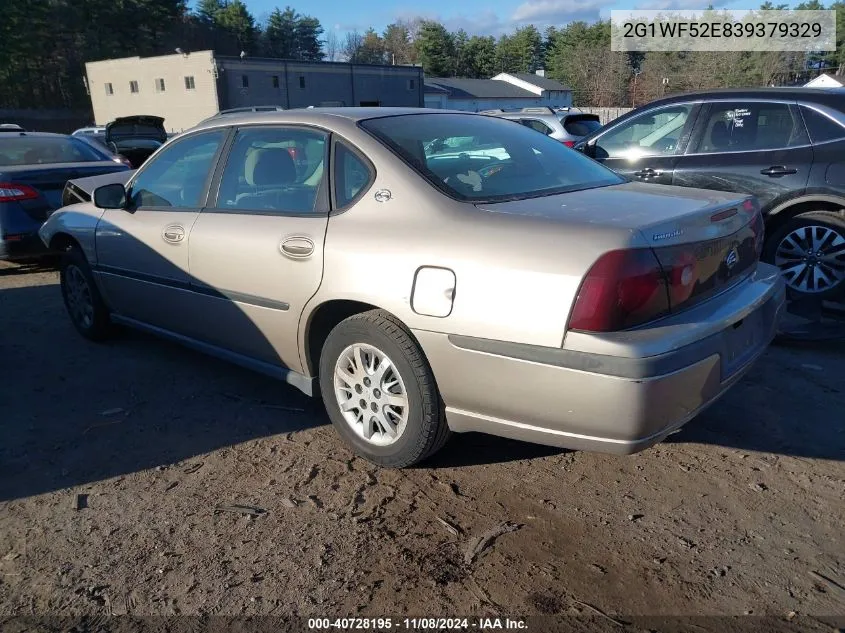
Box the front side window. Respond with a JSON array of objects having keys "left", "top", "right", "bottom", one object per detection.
[
  {"left": 693, "top": 102, "right": 808, "bottom": 153},
  {"left": 361, "top": 113, "right": 624, "bottom": 202},
  {"left": 128, "top": 130, "right": 226, "bottom": 209},
  {"left": 334, "top": 142, "right": 372, "bottom": 208},
  {"left": 594, "top": 104, "right": 694, "bottom": 159},
  {"left": 215, "top": 127, "right": 327, "bottom": 213}
]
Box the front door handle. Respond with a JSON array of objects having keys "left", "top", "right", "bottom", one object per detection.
[
  {"left": 633, "top": 167, "right": 662, "bottom": 179},
  {"left": 280, "top": 236, "right": 315, "bottom": 259},
  {"left": 760, "top": 165, "right": 798, "bottom": 177},
  {"left": 162, "top": 225, "right": 185, "bottom": 243}
]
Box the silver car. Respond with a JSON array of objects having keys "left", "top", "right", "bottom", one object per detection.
[
  {"left": 480, "top": 107, "right": 602, "bottom": 147},
  {"left": 39, "top": 108, "right": 785, "bottom": 467}
]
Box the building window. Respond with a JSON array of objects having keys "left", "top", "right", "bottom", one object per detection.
[
  {"left": 299, "top": 75, "right": 305, "bottom": 89},
  {"left": 129, "top": 80, "right": 139, "bottom": 94},
  {"left": 105, "top": 83, "right": 114, "bottom": 96},
  {"left": 184, "top": 76, "right": 196, "bottom": 90},
  {"left": 155, "top": 78, "right": 165, "bottom": 92},
  {"left": 242, "top": 75, "right": 249, "bottom": 88},
  {"left": 272, "top": 75, "right": 280, "bottom": 89},
  {"left": 407, "top": 79, "right": 415, "bottom": 90}
]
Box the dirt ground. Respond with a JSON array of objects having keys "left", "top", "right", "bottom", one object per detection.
[{"left": 1, "top": 262, "right": 843, "bottom": 626}]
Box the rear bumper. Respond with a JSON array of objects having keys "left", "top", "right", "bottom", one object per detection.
[
  {"left": 415, "top": 263, "right": 786, "bottom": 454},
  {"left": 0, "top": 232, "right": 50, "bottom": 261}
]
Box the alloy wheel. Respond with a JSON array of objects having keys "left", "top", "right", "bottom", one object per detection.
[
  {"left": 774, "top": 224, "right": 845, "bottom": 294},
  {"left": 65, "top": 264, "right": 95, "bottom": 329},
  {"left": 333, "top": 343, "right": 409, "bottom": 447}
]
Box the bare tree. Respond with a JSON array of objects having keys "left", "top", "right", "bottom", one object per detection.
[
  {"left": 343, "top": 30, "right": 363, "bottom": 62},
  {"left": 324, "top": 29, "right": 340, "bottom": 61}
]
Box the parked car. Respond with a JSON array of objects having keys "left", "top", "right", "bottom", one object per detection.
[
  {"left": 0, "top": 131, "right": 130, "bottom": 261},
  {"left": 74, "top": 134, "right": 134, "bottom": 169},
  {"left": 39, "top": 108, "right": 784, "bottom": 467},
  {"left": 481, "top": 106, "right": 602, "bottom": 147},
  {"left": 102, "top": 115, "right": 168, "bottom": 168},
  {"left": 574, "top": 88, "right": 845, "bottom": 300}
]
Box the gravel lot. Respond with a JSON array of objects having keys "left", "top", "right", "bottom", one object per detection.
[{"left": 1, "top": 262, "right": 843, "bottom": 624}]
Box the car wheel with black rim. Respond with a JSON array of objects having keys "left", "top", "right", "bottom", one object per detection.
[
  {"left": 60, "top": 246, "right": 112, "bottom": 341},
  {"left": 763, "top": 210, "right": 845, "bottom": 300},
  {"left": 318, "top": 309, "right": 450, "bottom": 468}
]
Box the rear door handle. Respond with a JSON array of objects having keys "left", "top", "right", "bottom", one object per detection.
[
  {"left": 280, "top": 236, "right": 315, "bottom": 259},
  {"left": 633, "top": 167, "right": 662, "bottom": 179},
  {"left": 162, "top": 225, "right": 185, "bottom": 243},
  {"left": 760, "top": 165, "right": 798, "bottom": 177}
]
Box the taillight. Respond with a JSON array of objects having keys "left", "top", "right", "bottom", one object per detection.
[
  {"left": 0, "top": 183, "right": 39, "bottom": 203},
  {"left": 742, "top": 198, "right": 764, "bottom": 258},
  {"left": 562, "top": 140, "right": 576, "bottom": 148},
  {"left": 568, "top": 249, "right": 670, "bottom": 332},
  {"left": 114, "top": 155, "right": 132, "bottom": 167}
]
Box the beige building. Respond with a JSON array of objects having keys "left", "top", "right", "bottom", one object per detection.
[
  {"left": 85, "top": 50, "right": 425, "bottom": 133},
  {"left": 86, "top": 51, "right": 220, "bottom": 132}
]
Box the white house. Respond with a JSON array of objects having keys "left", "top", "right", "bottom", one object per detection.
[{"left": 804, "top": 73, "right": 845, "bottom": 88}]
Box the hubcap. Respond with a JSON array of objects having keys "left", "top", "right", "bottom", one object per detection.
[
  {"left": 333, "top": 343, "right": 409, "bottom": 446},
  {"left": 65, "top": 265, "right": 94, "bottom": 329},
  {"left": 775, "top": 224, "right": 845, "bottom": 294}
]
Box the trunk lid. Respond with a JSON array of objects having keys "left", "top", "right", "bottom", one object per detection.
[
  {"left": 475, "top": 180, "right": 763, "bottom": 317},
  {"left": 105, "top": 115, "right": 167, "bottom": 145}
]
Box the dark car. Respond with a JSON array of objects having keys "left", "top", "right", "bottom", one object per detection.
[
  {"left": 574, "top": 88, "right": 845, "bottom": 300},
  {"left": 103, "top": 115, "right": 168, "bottom": 168},
  {"left": 0, "top": 131, "right": 130, "bottom": 261}
]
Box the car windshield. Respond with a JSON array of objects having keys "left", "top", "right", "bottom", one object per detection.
[
  {"left": 361, "top": 113, "right": 624, "bottom": 202},
  {"left": 0, "top": 136, "right": 106, "bottom": 166}
]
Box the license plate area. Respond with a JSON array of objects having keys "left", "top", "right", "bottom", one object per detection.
[{"left": 721, "top": 311, "right": 764, "bottom": 379}]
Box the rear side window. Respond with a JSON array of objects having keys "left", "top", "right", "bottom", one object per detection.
[
  {"left": 563, "top": 115, "right": 601, "bottom": 137},
  {"left": 334, "top": 142, "right": 372, "bottom": 208},
  {"left": 800, "top": 106, "right": 845, "bottom": 143},
  {"left": 520, "top": 119, "right": 554, "bottom": 135},
  {"left": 694, "top": 102, "right": 808, "bottom": 153},
  {"left": 215, "top": 126, "right": 327, "bottom": 214}
]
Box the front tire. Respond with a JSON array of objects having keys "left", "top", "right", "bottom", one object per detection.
[
  {"left": 60, "top": 246, "right": 112, "bottom": 341},
  {"left": 763, "top": 210, "right": 845, "bottom": 300},
  {"left": 319, "top": 310, "right": 450, "bottom": 467}
]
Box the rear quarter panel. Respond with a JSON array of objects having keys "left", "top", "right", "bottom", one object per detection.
[{"left": 299, "top": 122, "right": 639, "bottom": 365}]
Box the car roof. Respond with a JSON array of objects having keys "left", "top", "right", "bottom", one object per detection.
[
  {"left": 0, "top": 131, "right": 70, "bottom": 138},
  {"left": 190, "top": 107, "right": 474, "bottom": 133},
  {"left": 647, "top": 86, "right": 845, "bottom": 107}
]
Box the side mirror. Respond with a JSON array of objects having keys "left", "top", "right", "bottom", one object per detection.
[{"left": 93, "top": 183, "right": 127, "bottom": 209}]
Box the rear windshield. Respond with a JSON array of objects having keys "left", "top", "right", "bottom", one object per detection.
[
  {"left": 114, "top": 138, "right": 163, "bottom": 150},
  {"left": 562, "top": 115, "right": 602, "bottom": 136},
  {"left": 0, "top": 136, "right": 106, "bottom": 166},
  {"left": 360, "top": 113, "right": 623, "bottom": 202}
]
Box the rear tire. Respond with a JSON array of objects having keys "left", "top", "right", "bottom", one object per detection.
[
  {"left": 318, "top": 310, "right": 450, "bottom": 468},
  {"left": 60, "top": 246, "right": 112, "bottom": 341},
  {"left": 763, "top": 210, "right": 845, "bottom": 300}
]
